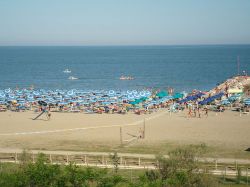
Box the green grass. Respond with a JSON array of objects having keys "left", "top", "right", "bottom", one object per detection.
[{"left": 7, "top": 139, "right": 249, "bottom": 160}]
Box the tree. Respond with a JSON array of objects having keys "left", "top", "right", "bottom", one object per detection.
[
  {"left": 110, "top": 152, "right": 120, "bottom": 173},
  {"left": 152, "top": 144, "right": 216, "bottom": 187},
  {"left": 24, "top": 153, "right": 61, "bottom": 187}
]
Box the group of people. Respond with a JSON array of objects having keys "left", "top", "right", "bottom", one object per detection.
[{"left": 185, "top": 102, "right": 208, "bottom": 118}]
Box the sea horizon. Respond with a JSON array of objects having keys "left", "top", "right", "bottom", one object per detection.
[{"left": 1, "top": 43, "right": 250, "bottom": 47}]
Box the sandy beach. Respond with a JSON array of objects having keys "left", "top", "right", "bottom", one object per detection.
[{"left": 0, "top": 109, "right": 249, "bottom": 156}]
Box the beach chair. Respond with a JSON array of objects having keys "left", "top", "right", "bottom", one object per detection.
[
  {"left": 0, "top": 105, "right": 7, "bottom": 112},
  {"left": 70, "top": 108, "right": 81, "bottom": 113},
  {"left": 84, "top": 109, "right": 95, "bottom": 114}
]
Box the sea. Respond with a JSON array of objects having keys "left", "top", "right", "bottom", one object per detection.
[{"left": 0, "top": 45, "right": 249, "bottom": 92}]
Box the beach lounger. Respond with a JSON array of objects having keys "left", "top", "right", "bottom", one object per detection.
[
  {"left": 84, "top": 109, "right": 95, "bottom": 114},
  {"left": 70, "top": 109, "right": 81, "bottom": 113},
  {"left": 0, "top": 108, "right": 7, "bottom": 112}
]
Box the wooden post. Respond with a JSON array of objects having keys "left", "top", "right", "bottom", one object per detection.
[
  {"left": 215, "top": 160, "right": 218, "bottom": 170},
  {"left": 15, "top": 152, "right": 17, "bottom": 163},
  {"left": 66, "top": 154, "right": 69, "bottom": 164},
  {"left": 15, "top": 153, "right": 17, "bottom": 163},
  {"left": 81, "top": 155, "right": 83, "bottom": 164},
  {"left": 120, "top": 156, "right": 123, "bottom": 165},
  {"left": 84, "top": 155, "right": 87, "bottom": 164},
  {"left": 224, "top": 167, "right": 227, "bottom": 182},
  {"left": 143, "top": 118, "right": 145, "bottom": 139},
  {"left": 247, "top": 168, "right": 248, "bottom": 186},
  {"left": 130, "top": 169, "right": 132, "bottom": 182},
  {"left": 102, "top": 155, "right": 104, "bottom": 164},
  {"left": 138, "top": 157, "right": 141, "bottom": 166},
  {"left": 49, "top": 154, "right": 52, "bottom": 164},
  {"left": 120, "top": 127, "right": 123, "bottom": 145}
]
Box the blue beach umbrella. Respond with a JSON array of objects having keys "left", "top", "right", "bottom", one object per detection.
[
  {"left": 108, "top": 90, "right": 115, "bottom": 96},
  {"left": 132, "top": 90, "right": 138, "bottom": 95},
  {"left": 0, "top": 92, "right": 5, "bottom": 98},
  {"left": 139, "top": 91, "right": 146, "bottom": 97},
  {"left": 4, "top": 88, "right": 11, "bottom": 94},
  {"left": 243, "top": 98, "right": 250, "bottom": 105},
  {"left": 33, "top": 91, "right": 40, "bottom": 96},
  {"left": 58, "top": 102, "right": 68, "bottom": 105},
  {"left": 220, "top": 99, "right": 231, "bottom": 105},
  {"left": 172, "top": 93, "right": 184, "bottom": 99}
]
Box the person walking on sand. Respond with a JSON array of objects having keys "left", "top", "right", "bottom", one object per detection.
[
  {"left": 204, "top": 106, "right": 208, "bottom": 117},
  {"left": 47, "top": 111, "right": 51, "bottom": 120},
  {"left": 187, "top": 105, "right": 192, "bottom": 118}
]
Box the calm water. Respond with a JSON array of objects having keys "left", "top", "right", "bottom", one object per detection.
[{"left": 0, "top": 45, "right": 249, "bottom": 92}]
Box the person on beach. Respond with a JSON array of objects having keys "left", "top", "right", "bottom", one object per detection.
[
  {"left": 187, "top": 104, "right": 192, "bottom": 118},
  {"left": 47, "top": 111, "right": 51, "bottom": 120},
  {"left": 193, "top": 107, "right": 197, "bottom": 117},
  {"left": 204, "top": 106, "right": 208, "bottom": 117},
  {"left": 139, "top": 127, "right": 143, "bottom": 139},
  {"left": 219, "top": 106, "right": 223, "bottom": 114},
  {"left": 197, "top": 107, "right": 201, "bottom": 118}
]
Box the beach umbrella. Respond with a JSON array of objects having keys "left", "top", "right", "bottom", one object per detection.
[
  {"left": 220, "top": 99, "right": 231, "bottom": 105},
  {"left": 172, "top": 93, "right": 184, "bottom": 99},
  {"left": 134, "top": 94, "right": 141, "bottom": 99},
  {"left": 126, "top": 90, "right": 133, "bottom": 95},
  {"left": 243, "top": 98, "right": 250, "bottom": 105},
  {"left": 8, "top": 94, "right": 16, "bottom": 100},
  {"left": 128, "top": 95, "right": 135, "bottom": 100},
  {"left": 108, "top": 90, "right": 116, "bottom": 96},
  {"left": 0, "top": 92, "right": 5, "bottom": 98},
  {"left": 33, "top": 91, "right": 40, "bottom": 96},
  {"left": 132, "top": 90, "right": 138, "bottom": 95},
  {"left": 38, "top": 101, "right": 47, "bottom": 106},
  {"left": 4, "top": 88, "right": 11, "bottom": 94},
  {"left": 156, "top": 91, "right": 168, "bottom": 98},
  {"left": 139, "top": 91, "right": 146, "bottom": 97},
  {"left": 145, "top": 91, "right": 151, "bottom": 97}
]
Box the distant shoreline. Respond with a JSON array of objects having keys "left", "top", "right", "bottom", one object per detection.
[{"left": 1, "top": 44, "right": 250, "bottom": 47}]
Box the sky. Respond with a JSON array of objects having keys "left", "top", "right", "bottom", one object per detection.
[{"left": 0, "top": 0, "right": 250, "bottom": 46}]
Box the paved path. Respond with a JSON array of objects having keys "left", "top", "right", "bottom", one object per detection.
[{"left": 0, "top": 147, "right": 249, "bottom": 165}]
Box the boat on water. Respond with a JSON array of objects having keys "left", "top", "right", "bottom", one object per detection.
[
  {"left": 119, "top": 76, "right": 134, "bottom": 80},
  {"left": 68, "top": 76, "right": 78, "bottom": 80},
  {"left": 63, "top": 69, "right": 71, "bottom": 73}
]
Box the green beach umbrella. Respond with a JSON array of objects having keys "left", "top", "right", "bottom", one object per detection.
[
  {"left": 173, "top": 93, "right": 184, "bottom": 99},
  {"left": 156, "top": 91, "right": 168, "bottom": 98}
]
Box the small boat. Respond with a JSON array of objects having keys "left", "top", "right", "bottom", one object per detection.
[
  {"left": 63, "top": 69, "right": 71, "bottom": 73},
  {"left": 119, "top": 76, "right": 134, "bottom": 80},
  {"left": 68, "top": 76, "right": 78, "bottom": 80}
]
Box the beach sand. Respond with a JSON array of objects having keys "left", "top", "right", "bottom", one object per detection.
[{"left": 0, "top": 109, "right": 249, "bottom": 157}]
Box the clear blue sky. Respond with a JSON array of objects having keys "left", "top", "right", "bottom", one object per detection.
[{"left": 0, "top": 0, "right": 250, "bottom": 45}]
